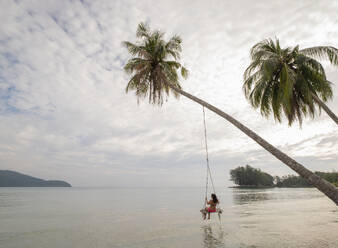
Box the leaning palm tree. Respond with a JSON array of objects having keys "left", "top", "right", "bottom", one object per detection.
[
  {"left": 123, "top": 23, "right": 338, "bottom": 205},
  {"left": 243, "top": 38, "right": 338, "bottom": 126}
]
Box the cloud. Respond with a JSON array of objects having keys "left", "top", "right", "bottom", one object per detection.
[{"left": 0, "top": 0, "right": 337, "bottom": 187}]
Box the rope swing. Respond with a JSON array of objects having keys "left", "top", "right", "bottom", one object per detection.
[
  {"left": 201, "top": 106, "right": 222, "bottom": 220},
  {"left": 202, "top": 106, "right": 216, "bottom": 199}
]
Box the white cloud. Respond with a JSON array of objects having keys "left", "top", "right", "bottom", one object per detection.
[{"left": 0, "top": 0, "right": 337, "bottom": 187}]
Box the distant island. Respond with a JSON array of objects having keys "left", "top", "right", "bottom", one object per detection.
[
  {"left": 230, "top": 165, "right": 338, "bottom": 188},
  {"left": 0, "top": 170, "right": 71, "bottom": 187}
]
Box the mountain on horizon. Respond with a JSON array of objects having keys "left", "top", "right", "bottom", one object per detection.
[{"left": 0, "top": 170, "right": 71, "bottom": 187}]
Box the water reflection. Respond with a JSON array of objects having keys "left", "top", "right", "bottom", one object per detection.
[
  {"left": 231, "top": 188, "right": 324, "bottom": 205},
  {"left": 201, "top": 225, "right": 225, "bottom": 248},
  {"left": 232, "top": 190, "right": 271, "bottom": 205}
]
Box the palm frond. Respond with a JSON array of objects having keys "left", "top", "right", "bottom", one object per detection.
[
  {"left": 181, "top": 66, "right": 188, "bottom": 79},
  {"left": 271, "top": 81, "right": 282, "bottom": 122},
  {"left": 164, "top": 60, "right": 181, "bottom": 69},
  {"left": 243, "top": 70, "right": 263, "bottom": 98},
  {"left": 166, "top": 35, "right": 182, "bottom": 52},
  {"left": 122, "top": 41, "right": 141, "bottom": 56},
  {"left": 297, "top": 54, "right": 326, "bottom": 76},
  {"left": 260, "top": 83, "right": 273, "bottom": 117},
  {"left": 249, "top": 78, "right": 268, "bottom": 108},
  {"left": 136, "top": 22, "right": 150, "bottom": 38},
  {"left": 124, "top": 58, "right": 150, "bottom": 74},
  {"left": 300, "top": 46, "right": 338, "bottom": 65},
  {"left": 280, "top": 64, "right": 296, "bottom": 101},
  {"left": 166, "top": 48, "right": 180, "bottom": 60}
]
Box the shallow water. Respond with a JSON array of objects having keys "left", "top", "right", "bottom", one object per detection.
[{"left": 0, "top": 187, "right": 337, "bottom": 248}]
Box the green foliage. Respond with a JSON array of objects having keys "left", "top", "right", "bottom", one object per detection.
[
  {"left": 315, "top": 171, "right": 338, "bottom": 186},
  {"left": 274, "top": 175, "right": 311, "bottom": 187},
  {"left": 243, "top": 38, "right": 338, "bottom": 126},
  {"left": 122, "top": 22, "right": 188, "bottom": 105},
  {"left": 275, "top": 172, "right": 338, "bottom": 187},
  {"left": 230, "top": 165, "right": 274, "bottom": 187},
  {"left": 230, "top": 166, "right": 338, "bottom": 188}
]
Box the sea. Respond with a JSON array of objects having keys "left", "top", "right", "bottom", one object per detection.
[{"left": 0, "top": 187, "right": 337, "bottom": 248}]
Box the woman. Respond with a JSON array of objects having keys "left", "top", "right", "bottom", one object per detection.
[{"left": 203, "top": 193, "right": 219, "bottom": 220}]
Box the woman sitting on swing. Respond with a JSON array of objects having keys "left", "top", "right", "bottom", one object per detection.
[{"left": 203, "top": 193, "right": 219, "bottom": 220}]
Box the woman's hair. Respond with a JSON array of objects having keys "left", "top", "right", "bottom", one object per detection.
[{"left": 211, "top": 193, "right": 219, "bottom": 204}]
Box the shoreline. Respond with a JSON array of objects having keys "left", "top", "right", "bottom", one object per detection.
[{"left": 228, "top": 185, "right": 313, "bottom": 189}]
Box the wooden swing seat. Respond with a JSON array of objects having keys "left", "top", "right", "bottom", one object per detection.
[{"left": 200, "top": 208, "right": 223, "bottom": 219}]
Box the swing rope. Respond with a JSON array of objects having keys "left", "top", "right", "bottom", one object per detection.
[
  {"left": 201, "top": 106, "right": 223, "bottom": 221},
  {"left": 202, "top": 106, "right": 216, "bottom": 206}
]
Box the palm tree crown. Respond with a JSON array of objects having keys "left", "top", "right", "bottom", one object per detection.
[
  {"left": 243, "top": 38, "right": 338, "bottom": 125},
  {"left": 123, "top": 22, "right": 188, "bottom": 105}
]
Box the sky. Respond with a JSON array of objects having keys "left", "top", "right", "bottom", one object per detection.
[{"left": 0, "top": 0, "right": 337, "bottom": 187}]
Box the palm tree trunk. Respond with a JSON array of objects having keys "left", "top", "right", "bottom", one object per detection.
[
  {"left": 168, "top": 84, "right": 338, "bottom": 205},
  {"left": 311, "top": 93, "right": 338, "bottom": 125}
]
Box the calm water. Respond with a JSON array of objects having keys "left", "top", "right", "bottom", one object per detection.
[{"left": 0, "top": 187, "right": 337, "bottom": 248}]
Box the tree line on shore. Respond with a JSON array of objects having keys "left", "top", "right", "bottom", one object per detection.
[{"left": 230, "top": 165, "right": 338, "bottom": 188}]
